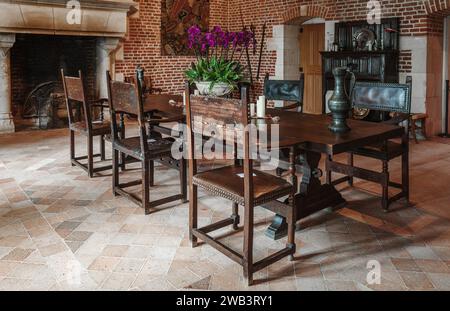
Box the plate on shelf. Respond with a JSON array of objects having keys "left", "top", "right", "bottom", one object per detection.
[{"left": 354, "top": 28, "right": 376, "bottom": 50}]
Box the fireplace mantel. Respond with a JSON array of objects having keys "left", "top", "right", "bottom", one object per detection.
[{"left": 0, "top": 0, "right": 138, "bottom": 37}]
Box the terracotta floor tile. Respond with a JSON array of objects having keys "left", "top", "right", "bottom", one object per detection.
[
  {"left": 399, "top": 272, "right": 435, "bottom": 290},
  {"left": 391, "top": 258, "right": 422, "bottom": 272},
  {"left": 1, "top": 248, "right": 35, "bottom": 261},
  {"left": 1, "top": 128, "right": 450, "bottom": 290},
  {"left": 415, "top": 259, "right": 450, "bottom": 274}
]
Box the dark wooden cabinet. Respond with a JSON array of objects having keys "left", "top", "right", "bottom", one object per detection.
[
  {"left": 320, "top": 18, "right": 400, "bottom": 114},
  {"left": 321, "top": 50, "right": 399, "bottom": 95}
]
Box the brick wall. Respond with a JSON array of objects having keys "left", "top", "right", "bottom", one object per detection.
[
  {"left": 115, "top": 0, "right": 229, "bottom": 94},
  {"left": 117, "top": 0, "right": 448, "bottom": 98}
]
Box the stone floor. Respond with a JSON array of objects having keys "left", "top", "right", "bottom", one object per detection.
[{"left": 0, "top": 127, "right": 450, "bottom": 291}]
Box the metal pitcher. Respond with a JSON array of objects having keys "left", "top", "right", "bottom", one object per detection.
[{"left": 328, "top": 66, "right": 356, "bottom": 133}]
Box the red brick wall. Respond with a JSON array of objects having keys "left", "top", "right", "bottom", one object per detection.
[
  {"left": 115, "top": 0, "right": 228, "bottom": 94},
  {"left": 117, "top": 1, "right": 448, "bottom": 96}
]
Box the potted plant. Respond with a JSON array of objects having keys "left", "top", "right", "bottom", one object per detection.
[{"left": 185, "top": 25, "right": 255, "bottom": 96}]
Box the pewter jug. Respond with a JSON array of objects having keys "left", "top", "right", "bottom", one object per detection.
[{"left": 328, "top": 66, "right": 355, "bottom": 133}]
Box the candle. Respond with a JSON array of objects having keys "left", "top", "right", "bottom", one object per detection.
[
  {"left": 250, "top": 103, "right": 256, "bottom": 117},
  {"left": 257, "top": 96, "right": 266, "bottom": 118}
]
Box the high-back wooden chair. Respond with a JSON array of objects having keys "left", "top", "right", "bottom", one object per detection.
[
  {"left": 106, "top": 71, "right": 186, "bottom": 215},
  {"left": 125, "top": 75, "right": 163, "bottom": 96},
  {"left": 264, "top": 73, "right": 304, "bottom": 111},
  {"left": 185, "top": 82, "right": 296, "bottom": 286},
  {"left": 61, "top": 69, "right": 111, "bottom": 177},
  {"left": 264, "top": 74, "right": 305, "bottom": 177},
  {"left": 326, "top": 78, "right": 412, "bottom": 211}
]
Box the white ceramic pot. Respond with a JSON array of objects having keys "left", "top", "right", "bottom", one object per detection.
[{"left": 195, "top": 81, "right": 233, "bottom": 97}]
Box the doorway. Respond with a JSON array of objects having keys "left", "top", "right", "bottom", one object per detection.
[{"left": 299, "top": 23, "right": 325, "bottom": 114}]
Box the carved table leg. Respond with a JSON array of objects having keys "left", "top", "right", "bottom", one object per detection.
[
  {"left": 265, "top": 147, "right": 297, "bottom": 240},
  {"left": 265, "top": 149, "right": 346, "bottom": 240}
]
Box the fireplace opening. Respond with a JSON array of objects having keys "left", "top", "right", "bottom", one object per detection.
[{"left": 11, "top": 34, "right": 97, "bottom": 130}]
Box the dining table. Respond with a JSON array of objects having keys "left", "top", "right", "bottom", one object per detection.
[{"left": 143, "top": 94, "right": 406, "bottom": 240}]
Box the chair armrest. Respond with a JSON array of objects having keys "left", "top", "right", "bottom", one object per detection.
[{"left": 384, "top": 112, "right": 409, "bottom": 125}]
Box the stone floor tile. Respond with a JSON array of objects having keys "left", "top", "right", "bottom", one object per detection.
[
  {"left": 113, "top": 258, "right": 145, "bottom": 274},
  {"left": 100, "top": 245, "right": 129, "bottom": 257},
  {"left": 88, "top": 256, "right": 120, "bottom": 272},
  {"left": 101, "top": 272, "right": 137, "bottom": 290}
]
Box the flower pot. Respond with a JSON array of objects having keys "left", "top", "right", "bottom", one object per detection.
[{"left": 195, "top": 81, "right": 233, "bottom": 97}]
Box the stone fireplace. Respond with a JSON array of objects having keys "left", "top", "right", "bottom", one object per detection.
[{"left": 0, "top": 0, "right": 137, "bottom": 133}]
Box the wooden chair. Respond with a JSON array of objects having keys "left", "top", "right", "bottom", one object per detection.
[
  {"left": 264, "top": 73, "right": 304, "bottom": 111},
  {"left": 125, "top": 75, "right": 163, "bottom": 96},
  {"left": 106, "top": 71, "right": 187, "bottom": 215},
  {"left": 410, "top": 113, "right": 428, "bottom": 143},
  {"left": 61, "top": 69, "right": 112, "bottom": 178},
  {"left": 185, "top": 82, "right": 296, "bottom": 286},
  {"left": 326, "top": 78, "right": 412, "bottom": 211},
  {"left": 264, "top": 74, "right": 305, "bottom": 176}
]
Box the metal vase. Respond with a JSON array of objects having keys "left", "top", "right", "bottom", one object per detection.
[{"left": 328, "top": 67, "right": 352, "bottom": 133}]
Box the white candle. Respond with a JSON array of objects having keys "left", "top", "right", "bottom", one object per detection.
[
  {"left": 257, "top": 96, "right": 266, "bottom": 118},
  {"left": 250, "top": 103, "right": 256, "bottom": 117}
]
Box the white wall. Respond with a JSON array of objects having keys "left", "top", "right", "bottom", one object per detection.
[{"left": 399, "top": 36, "right": 427, "bottom": 113}]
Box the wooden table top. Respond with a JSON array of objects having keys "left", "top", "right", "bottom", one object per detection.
[
  {"left": 144, "top": 94, "right": 184, "bottom": 123},
  {"left": 145, "top": 96, "right": 404, "bottom": 155},
  {"left": 266, "top": 109, "right": 404, "bottom": 154}
]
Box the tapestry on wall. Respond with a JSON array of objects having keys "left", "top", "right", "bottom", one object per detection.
[{"left": 161, "top": 0, "right": 210, "bottom": 56}]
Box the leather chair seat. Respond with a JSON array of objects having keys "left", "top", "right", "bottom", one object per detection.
[
  {"left": 352, "top": 140, "right": 403, "bottom": 161},
  {"left": 113, "top": 136, "right": 174, "bottom": 160},
  {"left": 70, "top": 121, "right": 111, "bottom": 136},
  {"left": 193, "top": 165, "right": 293, "bottom": 206}
]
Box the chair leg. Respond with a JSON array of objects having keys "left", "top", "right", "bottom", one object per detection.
[
  {"left": 381, "top": 160, "right": 389, "bottom": 212},
  {"left": 421, "top": 119, "right": 427, "bottom": 140},
  {"left": 243, "top": 202, "right": 254, "bottom": 286},
  {"left": 149, "top": 160, "right": 154, "bottom": 187},
  {"left": 70, "top": 130, "right": 75, "bottom": 166},
  {"left": 325, "top": 155, "right": 332, "bottom": 185},
  {"left": 100, "top": 135, "right": 105, "bottom": 161},
  {"left": 411, "top": 120, "right": 418, "bottom": 144},
  {"left": 402, "top": 135, "right": 410, "bottom": 204},
  {"left": 348, "top": 152, "right": 354, "bottom": 186},
  {"left": 231, "top": 202, "right": 240, "bottom": 230},
  {"left": 142, "top": 160, "right": 151, "bottom": 215},
  {"left": 120, "top": 153, "right": 126, "bottom": 171},
  {"left": 112, "top": 149, "right": 119, "bottom": 196},
  {"left": 189, "top": 184, "right": 198, "bottom": 247},
  {"left": 87, "top": 136, "right": 94, "bottom": 178},
  {"left": 179, "top": 158, "right": 188, "bottom": 203}
]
